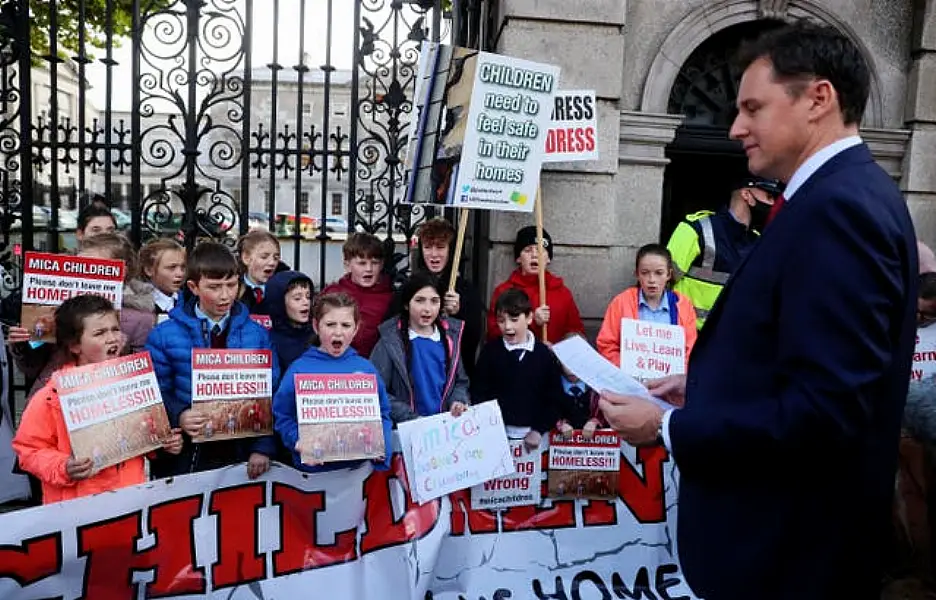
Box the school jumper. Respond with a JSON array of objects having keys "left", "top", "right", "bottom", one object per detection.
[
  {"left": 370, "top": 316, "right": 470, "bottom": 424},
  {"left": 272, "top": 345, "right": 393, "bottom": 473}
]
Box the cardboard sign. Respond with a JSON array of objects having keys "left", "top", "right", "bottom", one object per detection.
[
  {"left": 470, "top": 439, "right": 542, "bottom": 510},
  {"left": 913, "top": 324, "right": 936, "bottom": 382},
  {"left": 249, "top": 314, "right": 272, "bottom": 329},
  {"left": 22, "top": 252, "right": 125, "bottom": 342},
  {"left": 619, "top": 318, "right": 686, "bottom": 381},
  {"left": 190, "top": 349, "right": 274, "bottom": 442},
  {"left": 542, "top": 90, "right": 598, "bottom": 162},
  {"left": 398, "top": 400, "right": 514, "bottom": 504},
  {"left": 404, "top": 42, "right": 559, "bottom": 212},
  {"left": 295, "top": 373, "right": 385, "bottom": 464},
  {"left": 546, "top": 430, "right": 620, "bottom": 500},
  {"left": 54, "top": 352, "right": 171, "bottom": 471}
]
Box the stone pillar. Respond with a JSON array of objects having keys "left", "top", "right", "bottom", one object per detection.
[
  {"left": 488, "top": 0, "right": 627, "bottom": 335},
  {"left": 903, "top": 0, "right": 936, "bottom": 245}
]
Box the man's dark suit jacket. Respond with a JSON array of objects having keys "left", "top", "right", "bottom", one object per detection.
[{"left": 670, "top": 143, "right": 918, "bottom": 600}]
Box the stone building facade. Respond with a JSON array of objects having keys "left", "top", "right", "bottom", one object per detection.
[{"left": 484, "top": 0, "right": 932, "bottom": 334}]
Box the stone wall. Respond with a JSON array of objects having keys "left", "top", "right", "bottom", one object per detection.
[{"left": 486, "top": 0, "right": 923, "bottom": 337}]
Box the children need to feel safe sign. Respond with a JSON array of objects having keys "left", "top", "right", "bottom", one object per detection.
[
  {"left": 54, "top": 352, "right": 171, "bottom": 471},
  {"left": 22, "top": 252, "right": 125, "bottom": 342},
  {"left": 190, "top": 349, "right": 274, "bottom": 442}
]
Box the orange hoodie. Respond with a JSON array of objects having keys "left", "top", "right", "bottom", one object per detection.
[
  {"left": 12, "top": 373, "right": 146, "bottom": 504},
  {"left": 487, "top": 269, "right": 584, "bottom": 345},
  {"left": 596, "top": 287, "right": 697, "bottom": 369}
]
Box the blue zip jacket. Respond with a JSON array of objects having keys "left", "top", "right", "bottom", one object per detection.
[
  {"left": 273, "top": 345, "right": 393, "bottom": 473},
  {"left": 145, "top": 297, "right": 280, "bottom": 476}
]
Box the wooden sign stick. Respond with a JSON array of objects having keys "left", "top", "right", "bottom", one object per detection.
[
  {"left": 535, "top": 186, "right": 548, "bottom": 342},
  {"left": 448, "top": 207, "right": 470, "bottom": 293}
]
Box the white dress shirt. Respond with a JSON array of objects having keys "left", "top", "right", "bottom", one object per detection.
[{"left": 660, "top": 135, "right": 864, "bottom": 452}]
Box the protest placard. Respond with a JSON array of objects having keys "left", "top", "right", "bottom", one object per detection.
[
  {"left": 22, "top": 252, "right": 125, "bottom": 342},
  {"left": 295, "top": 373, "right": 385, "bottom": 464},
  {"left": 404, "top": 42, "right": 559, "bottom": 212},
  {"left": 542, "top": 90, "right": 598, "bottom": 163},
  {"left": 398, "top": 400, "right": 513, "bottom": 504},
  {"left": 190, "top": 349, "right": 273, "bottom": 442},
  {"left": 249, "top": 314, "right": 272, "bottom": 329},
  {"left": 470, "top": 439, "right": 542, "bottom": 510},
  {"left": 54, "top": 352, "right": 171, "bottom": 471},
  {"left": 913, "top": 324, "right": 936, "bottom": 382},
  {"left": 619, "top": 318, "right": 686, "bottom": 381},
  {"left": 546, "top": 430, "right": 620, "bottom": 500}
]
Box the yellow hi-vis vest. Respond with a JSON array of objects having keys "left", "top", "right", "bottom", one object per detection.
[{"left": 667, "top": 211, "right": 732, "bottom": 329}]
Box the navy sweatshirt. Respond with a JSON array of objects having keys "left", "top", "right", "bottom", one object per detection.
[{"left": 471, "top": 338, "right": 563, "bottom": 433}]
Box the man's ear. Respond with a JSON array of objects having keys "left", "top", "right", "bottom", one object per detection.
[{"left": 807, "top": 79, "right": 838, "bottom": 122}]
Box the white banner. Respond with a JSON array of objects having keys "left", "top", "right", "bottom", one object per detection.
[
  {"left": 0, "top": 442, "right": 695, "bottom": 600},
  {"left": 542, "top": 89, "right": 598, "bottom": 163}
]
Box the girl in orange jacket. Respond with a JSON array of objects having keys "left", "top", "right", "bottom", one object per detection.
[
  {"left": 12, "top": 295, "right": 182, "bottom": 504},
  {"left": 597, "top": 244, "right": 698, "bottom": 369}
]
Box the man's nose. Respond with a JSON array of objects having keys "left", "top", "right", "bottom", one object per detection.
[{"left": 729, "top": 113, "right": 747, "bottom": 141}]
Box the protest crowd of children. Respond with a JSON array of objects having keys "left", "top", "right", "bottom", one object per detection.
[{"left": 1, "top": 201, "right": 701, "bottom": 506}]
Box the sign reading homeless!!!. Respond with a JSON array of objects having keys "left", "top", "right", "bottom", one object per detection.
[
  {"left": 404, "top": 43, "right": 559, "bottom": 211},
  {"left": 190, "top": 349, "right": 274, "bottom": 442},
  {"left": 0, "top": 441, "right": 696, "bottom": 600},
  {"left": 22, "top": 251, "right": 125, "bottom": 342}
]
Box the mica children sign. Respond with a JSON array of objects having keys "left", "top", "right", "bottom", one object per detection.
[
  {"left": 54, "top": 352, "right": 171, "bottom": 471},
  {"left": 190, "top": 349, "right": 274, "bottom": 442},
  {"left": 404, "top": 43, "right": 559, "bottom": 211},
  {"left": 295, "top": 373, "right": 384, "bottom": 464},
  {"left": 546, "top": 430, "right": 621, "bottom": 500},
  {"left": 398, "top": 400, "right": 513, "bottom": 504},
  {"left": 542, "top": 89, "right": 598, "bottom": 162},
  {"left": 22, "top": 251, "right": 125, "bottom": 342},
  {"left": 619, "top": 318, "right": 686, "bottom": 381},
  {"left": 470, "top": 439, "right": 542, "bottom": 510}
]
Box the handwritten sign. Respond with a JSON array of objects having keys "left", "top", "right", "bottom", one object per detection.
[
  {"left": 295, "top": 373, "right": 384, "bottom": 464},
  {"left": 913, "top": 324, "right": 936, "bottom": 382},
  {"left": 190, "top": 349, "right": 273, "bottom": 442},
  {"left": 619, "top": 318, "right": 686, "bottom": 381},
  {"left": 471, "top": 439, "right": 542, "bottom": 510},
  {"left": 22, "top": 252, "right": 125, "bottom": 342},
  {"left": 546, "top": 430, "right": 620, "bottom": 500},
  {"left": 54, "top": 352, "right": 170, "bottom": 471},
  {"left": 542, "top": 90, "right": 598, "bottom": 163},
  {"left": 398, "top": 400, "right": 513, "bottom": 504}
]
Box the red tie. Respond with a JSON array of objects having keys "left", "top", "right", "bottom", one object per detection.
[
  {"left": 765, "top": 194, "right": 786, "bottom": 227},
  {"left": 253, "top": 287, "right": 264, "bottom": 304}
]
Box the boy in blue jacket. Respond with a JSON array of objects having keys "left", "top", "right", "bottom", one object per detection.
[
  {"left": 146, "top": 242, "right": 280, "bottom": 479},
  {"left": 273, "top": 291, "right": 393, "bottom": 472}
]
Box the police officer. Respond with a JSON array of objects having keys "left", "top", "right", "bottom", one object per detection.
[{"left": 666, "top": 176, "right": 784, "bottom": 328}]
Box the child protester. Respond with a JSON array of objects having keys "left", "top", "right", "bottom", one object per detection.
[
  {"left": 371, "top": 272, "right": 470, "bottom": 424},
  {"left": 486, "top": 226, "right": 584, "bottom": 345},
  {"left": 472, "top": 288, "right": 563, "bottom": 451},
  {"left": 596, "top": 243, "right": 697, "bottom": 369},
  {"left": 323, "top": 232, "right": 394, "bottom": 358},
  {"left": 140, "top": 238, "right": 186, "bottom": 323},
  {"left": 145, "top": 242, "right": 279, "bottom": 480},
  {"left": 237, "top": 229, "right": 282, "bottom": 315},
  {"left": 555, "top": 332, "right": 606, "bottom": 439},
  {"left": 12, "top": 295, "right": 183, "bottom": 504},
  {"left": 266, "top": 270, "right": 316, "bottom": 374},
  {"left": 273, "top": 292, "right": 393, "bottom": 471}
]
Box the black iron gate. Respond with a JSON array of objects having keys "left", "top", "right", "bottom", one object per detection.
[{"left": 0, "top": 0, "right": 487, "bottom": 294}]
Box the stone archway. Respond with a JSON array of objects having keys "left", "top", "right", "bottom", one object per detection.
[{"left": 640, "top": 0, "right": 885, "bottom": 129}]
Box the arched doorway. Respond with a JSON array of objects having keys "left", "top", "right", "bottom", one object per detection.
[{"left": 660, "top": 20, "right": 784, "bottom": 240}]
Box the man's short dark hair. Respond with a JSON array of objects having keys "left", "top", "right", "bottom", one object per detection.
[
  {"left": 495, "top": 288, "right": 533, "bottom": 317},
  {"left": 921, "top": 272, "right": 936, "bottom": 300},
  {"left": 737, "top": 21, "right": 870, "bottom": 125},
  {"left": 187, "top": 241, "right": 239, "bottom": 283}
]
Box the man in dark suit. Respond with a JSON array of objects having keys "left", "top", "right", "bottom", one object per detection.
[{"left": 598, "top": 22, "right": 918, "bottom": 600}]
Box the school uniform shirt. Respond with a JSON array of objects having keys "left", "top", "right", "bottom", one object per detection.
[
  {"left": 153, "top": 288, "right": 178, "bottom": 325},
  {"left": 471, "top": 331, "right": 563, "bottom": 434}
]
